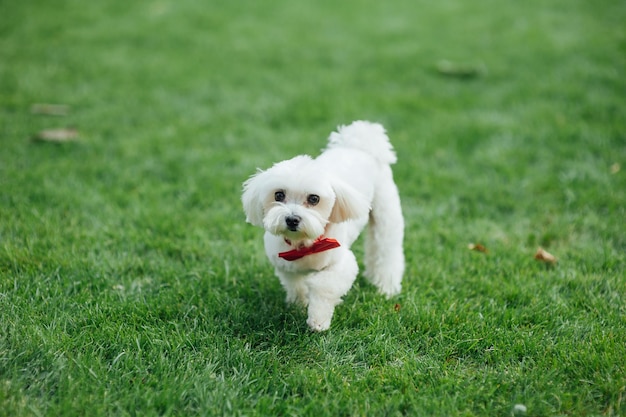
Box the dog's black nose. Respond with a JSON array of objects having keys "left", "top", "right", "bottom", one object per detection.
[{"left": 285, "top": 215, "right": 301, "bottom": 231}]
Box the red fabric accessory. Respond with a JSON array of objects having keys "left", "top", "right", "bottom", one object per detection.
[{"left": 278, "top": 236, "right": 341, "bottom": 261}]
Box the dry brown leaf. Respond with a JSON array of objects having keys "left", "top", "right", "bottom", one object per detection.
[
  {"left": 436, "top": 60, "right": 487, "bottom": 78},
  {"left": 468, "top": 243, "right": 489, "bottom": 253},
  {"left": 394, "top": 303, "right": 401, "bottom": 312},
  {"left": 33, "top": 128, "right": 78, "bottom": 143},
  {"left": 534, "top": 247, "right": 557, "bottom": 264},
  {"left": 610, "top": 163, "right": 620, "bottom": 175},
  {"left": 30, "top": 103, "right": 70, "bottom": 116}
]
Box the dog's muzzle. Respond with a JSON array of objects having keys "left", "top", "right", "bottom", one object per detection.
[{"left": 285, "top": 215, "right": 301, "bottom": 231}]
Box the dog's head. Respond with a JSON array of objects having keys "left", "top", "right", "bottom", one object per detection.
[{"left": 242, "top": 155, "right": 369, "bottom": 240}]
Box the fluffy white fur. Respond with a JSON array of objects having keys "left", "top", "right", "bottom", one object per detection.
[{"left": 242, "top": 121, "right": 404, "bottom": 331}]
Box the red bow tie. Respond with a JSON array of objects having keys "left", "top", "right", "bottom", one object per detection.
[{"left": 278, "top": 237, "right": 341, "bottom": 261}]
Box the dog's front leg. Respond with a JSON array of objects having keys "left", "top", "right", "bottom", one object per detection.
[
  {"left": 276, "top": 270, "right": 309, "bottom": 306},
  {"left": 306, "top": 290, "right": 337, "bottom": 331},
  {"left": 305, "top": 250, "right": 358, "bottom": 331}
]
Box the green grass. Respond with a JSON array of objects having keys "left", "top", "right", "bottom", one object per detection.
[{"left": 1, "top": 0, "right": 625, "bottom": 415}]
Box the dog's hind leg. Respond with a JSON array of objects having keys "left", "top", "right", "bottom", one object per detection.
[{"left": 363, "top": 167, "right": 405, "bottom": 297}]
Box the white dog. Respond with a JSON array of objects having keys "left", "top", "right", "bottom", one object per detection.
[{"left": 242, "top": 121, "right": 404, "bottom": 331}]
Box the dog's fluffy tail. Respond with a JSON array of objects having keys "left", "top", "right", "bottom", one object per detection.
[{"left": 326, "top": 121, "right": 397, "bottom": 165}]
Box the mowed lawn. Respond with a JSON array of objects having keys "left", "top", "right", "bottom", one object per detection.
[{"left": 1, "top": 0, "right": 625, "bottom": 416}]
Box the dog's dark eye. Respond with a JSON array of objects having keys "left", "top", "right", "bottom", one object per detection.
[
  {"left": 307, "top": 194, "right": 320, "bottom": 206},
  {"left": 274, "top": 191, "right": 286, "bottom": 202}
]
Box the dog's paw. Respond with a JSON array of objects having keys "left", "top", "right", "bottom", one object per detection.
[
  {"left": 306, "top": 317, "right": 331, "bottom": 332},
  {"left": 364, "top": 270, "right": 402, "bottom": 298},
  {"left": 377, "top": 282, "right": 402, "bottom": 298}
]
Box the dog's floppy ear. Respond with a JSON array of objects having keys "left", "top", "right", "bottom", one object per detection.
[
  {"left": 241, "top": 170, "right": 266, "bottom": 227},
  {"left": 329, "top": 179, "right": 370, "bottom": 223}
]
